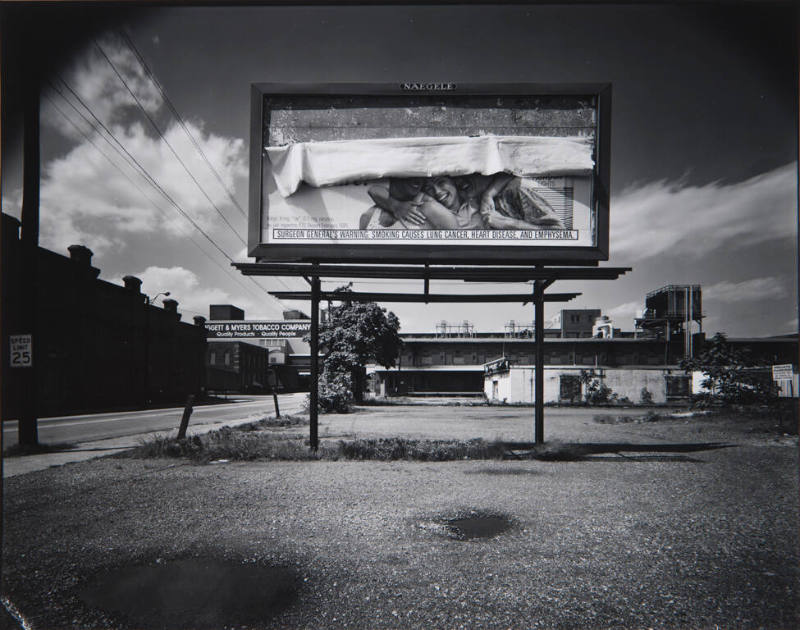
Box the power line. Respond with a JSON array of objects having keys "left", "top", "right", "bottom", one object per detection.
[
  {"left": 93, "top": 39, "right": 246, "bottom": 247},
  {"left": 57, "top": 75, "right": 236, "bottom": 263},
  {"left": 103, "top": 34, "right": 296, "bottom": 296},
  {"left": 119, "top": 29, "right": 248, "bottom": 219},
  {"left": 45, "top": 87, "right": 284, "bottom": 311},
  {"left": 50, "top": 78, "right": 293, "bottom": 313}
]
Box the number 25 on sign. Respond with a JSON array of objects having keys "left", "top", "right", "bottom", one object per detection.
[{"left": 9, "top": 334, "right": 32, "bottom": 367}]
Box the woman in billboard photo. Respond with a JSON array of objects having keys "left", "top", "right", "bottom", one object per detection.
[{"left": 359, "top": 173, "right": 565, "bottom": 231}]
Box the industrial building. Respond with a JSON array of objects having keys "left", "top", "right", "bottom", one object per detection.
[
  {"left": 1, "top": 214, "right": 207, "bottom": 417},
  {"left": 204, "top": 305, "right": 309, "bottom": 394},
  {"left": 368, "top": 285, "right": 797, "bottom": 403}
]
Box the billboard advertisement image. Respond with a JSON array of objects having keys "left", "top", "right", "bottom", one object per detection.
[{"left": 249, "top": 86, "right": 610, "bottom": 263}]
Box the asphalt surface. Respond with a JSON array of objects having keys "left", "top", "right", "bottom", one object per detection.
[{"left": 1, "top": 404, "right": 798, "bottom": 629}]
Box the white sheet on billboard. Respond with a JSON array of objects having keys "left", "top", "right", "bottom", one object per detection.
[{"left": 265, "top": 135, "right": 594, "bottom": 197}]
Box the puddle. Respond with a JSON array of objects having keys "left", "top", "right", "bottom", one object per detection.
[
  {"left": 445, "top": 513, "right": 513, "bottom": 540},
  {"left": 79, "top": 558, "right": 298, "bottom": 629}
]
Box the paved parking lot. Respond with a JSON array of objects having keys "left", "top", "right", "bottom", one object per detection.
[{"left": 2, "top": 404, "right": 798, "bottom": 629}]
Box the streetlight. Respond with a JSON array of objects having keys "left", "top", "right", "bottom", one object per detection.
[
  {"left": 142, "top": 290, "right": 170, "bottom": 407},
  {"left": 145, "top": 291, "right": 171, "bottom": 306}
]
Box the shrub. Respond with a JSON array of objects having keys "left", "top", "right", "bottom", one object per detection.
[
  {"left": 640, "top": 387, "right": 654, "bottom": 405},
  {"left": 681, "top": 332, "right": 781, "bottom": 405},
  {"left": 585, "top": 379, "right": 613, "bottom": 404},
  {"left": 306, "top": 371, "right": 354, "bottom": 414},
  {"left": 579, "top": 370, "right": 615, "bottom": 404}
]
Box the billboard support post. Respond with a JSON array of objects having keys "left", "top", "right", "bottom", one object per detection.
[
  {"left": 243, "top": 82, "right": 625, "bottom": 448},
  {"left": 236, "top": 263, "right": 631, "bottom": 448},
  {"left": 309, "top": 273, "right": 320, "bottom": 451},
  {"left": 533, "top": 276, "right": 553, "bottom": 445}
]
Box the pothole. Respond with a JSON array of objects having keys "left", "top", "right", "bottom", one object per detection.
[
  {"left": 78, "top": 558, "right": 298, "bottom": 629},
  {"left": 419, "top": 511, "right": 514, "bottom": 541}
]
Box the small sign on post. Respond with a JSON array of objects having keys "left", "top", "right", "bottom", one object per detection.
[
  {"left": 9, "top": 334, "right": 33, "bottom": 367},
  {"left": 772, "top": 364, "right": 794, "bottom": 381}
]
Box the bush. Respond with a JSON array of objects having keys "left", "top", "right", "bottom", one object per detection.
[
  {"left": 640, "top": 387, "right": 654, "bottom": 405},
  {"left": 579, "top": 370, "right": 616, "bottom": 404},
  {"left": 585, "top": 380, "right": 613, "bottom": 404},
  {"left": 308, "top": 371, "right": 354, "bottom": 414}
]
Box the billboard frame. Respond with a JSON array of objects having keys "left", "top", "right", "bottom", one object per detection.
[{"left": 248, "top": 82, "right": 611, "bottom": 265}]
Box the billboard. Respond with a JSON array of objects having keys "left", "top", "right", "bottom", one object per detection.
[
  {"left": 206, "top": 320, "right": 311, "bottom": 339},
  {"left": 249, "top": 84, "right": 610, "bottom": 264}
]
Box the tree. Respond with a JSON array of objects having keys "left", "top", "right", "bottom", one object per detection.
[
  {"left": 311, "top": 285, "right": 403, "bottom": 409},
  {"left": 680, "top": 332, "right": 777, "bottom": 404}
]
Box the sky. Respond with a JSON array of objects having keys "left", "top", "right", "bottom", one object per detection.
[{"left": 2, "top": 3, "right": 797, "bottom": 337}]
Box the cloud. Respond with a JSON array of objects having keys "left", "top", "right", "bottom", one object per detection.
[
  {"left": 606, "top": 300, "right": 643, "bottom": 327},
  {"left": 42, "top": 34, "right": 162, "bottom": 137},
  {"left": 38, "top": 36, "right": 248, "bottom": 258},
  {"left": 611, "top": 163, "right": 797, "bottom": 263},
  {"left": 703, "top": 277, "right": 788, "bottom": 303}
]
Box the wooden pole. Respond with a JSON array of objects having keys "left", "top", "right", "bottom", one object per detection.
[
  {"left": 176, "top": 394, "right": 195, "bottom": 440},
  {"left": 309, "top": 275, "right": 320, "bottom": 450},
  {"left": 18, "top": 53, "right": 40, "bottom": 446},
  {"left": 272, "top": 380, "right": 281, "bottom": 419}
]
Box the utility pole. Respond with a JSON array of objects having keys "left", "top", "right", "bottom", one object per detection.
[{"left": 18, "top": 47, "right": 41, "bottom": 446}]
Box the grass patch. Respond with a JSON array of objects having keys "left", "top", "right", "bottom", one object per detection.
[
  {"left": 236, "top": 414, "right": 309, "bottom": 430},
  {"left": 128, "top": 429, "right": 506, "bottom": 463},
  {"left": 593, "top": 411, "right": 665, "bottom": 425},
  {"left": 337, "top": 437, "right": 505, "bottom": 461},
  {"left": 128, "top": 428, "right": 325, "bottom": 463},
  {"left": 3, "top": 442, "right": 78, "bottom": 457}
]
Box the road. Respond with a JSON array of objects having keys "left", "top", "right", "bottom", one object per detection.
[{"left": 1, "top": 393, "right": 307, "bottom": 450}]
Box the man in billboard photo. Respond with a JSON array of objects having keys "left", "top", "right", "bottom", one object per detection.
[{"left": 478, "top": 173, "right": 566, "bottom": 230}]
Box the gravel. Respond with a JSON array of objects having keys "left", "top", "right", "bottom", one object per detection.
[{"left": 2, "top": 406, "right": 798, "bottom": 629}]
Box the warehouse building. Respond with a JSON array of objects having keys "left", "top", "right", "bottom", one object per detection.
[
  {"left": 368, "top": 285, "right": 797, "bottom": 403},
  {"left": 2, "top": 214, "right": 206, "bottom": 417}
]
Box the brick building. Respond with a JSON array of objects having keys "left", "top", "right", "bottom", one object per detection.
[{"left": 2, "top": 213, "right": 206, "bottom": 417}]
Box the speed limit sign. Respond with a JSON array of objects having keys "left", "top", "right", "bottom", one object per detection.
[{"left": 9, "top": 334, "right": 32, "bottom": 367}]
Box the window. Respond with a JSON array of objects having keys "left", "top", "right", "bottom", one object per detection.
[
  {"left": 666, "top": 375, "right": 690, "bottom": 399},
  {"left": 559, "top": 375, "right": 582, "bottom": 403},
  {"left": 209, "top": 352, "right": 216, "bottom": 365},
  {"left": 224, "top": 353, "right": 231, "bottom": 366}
]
